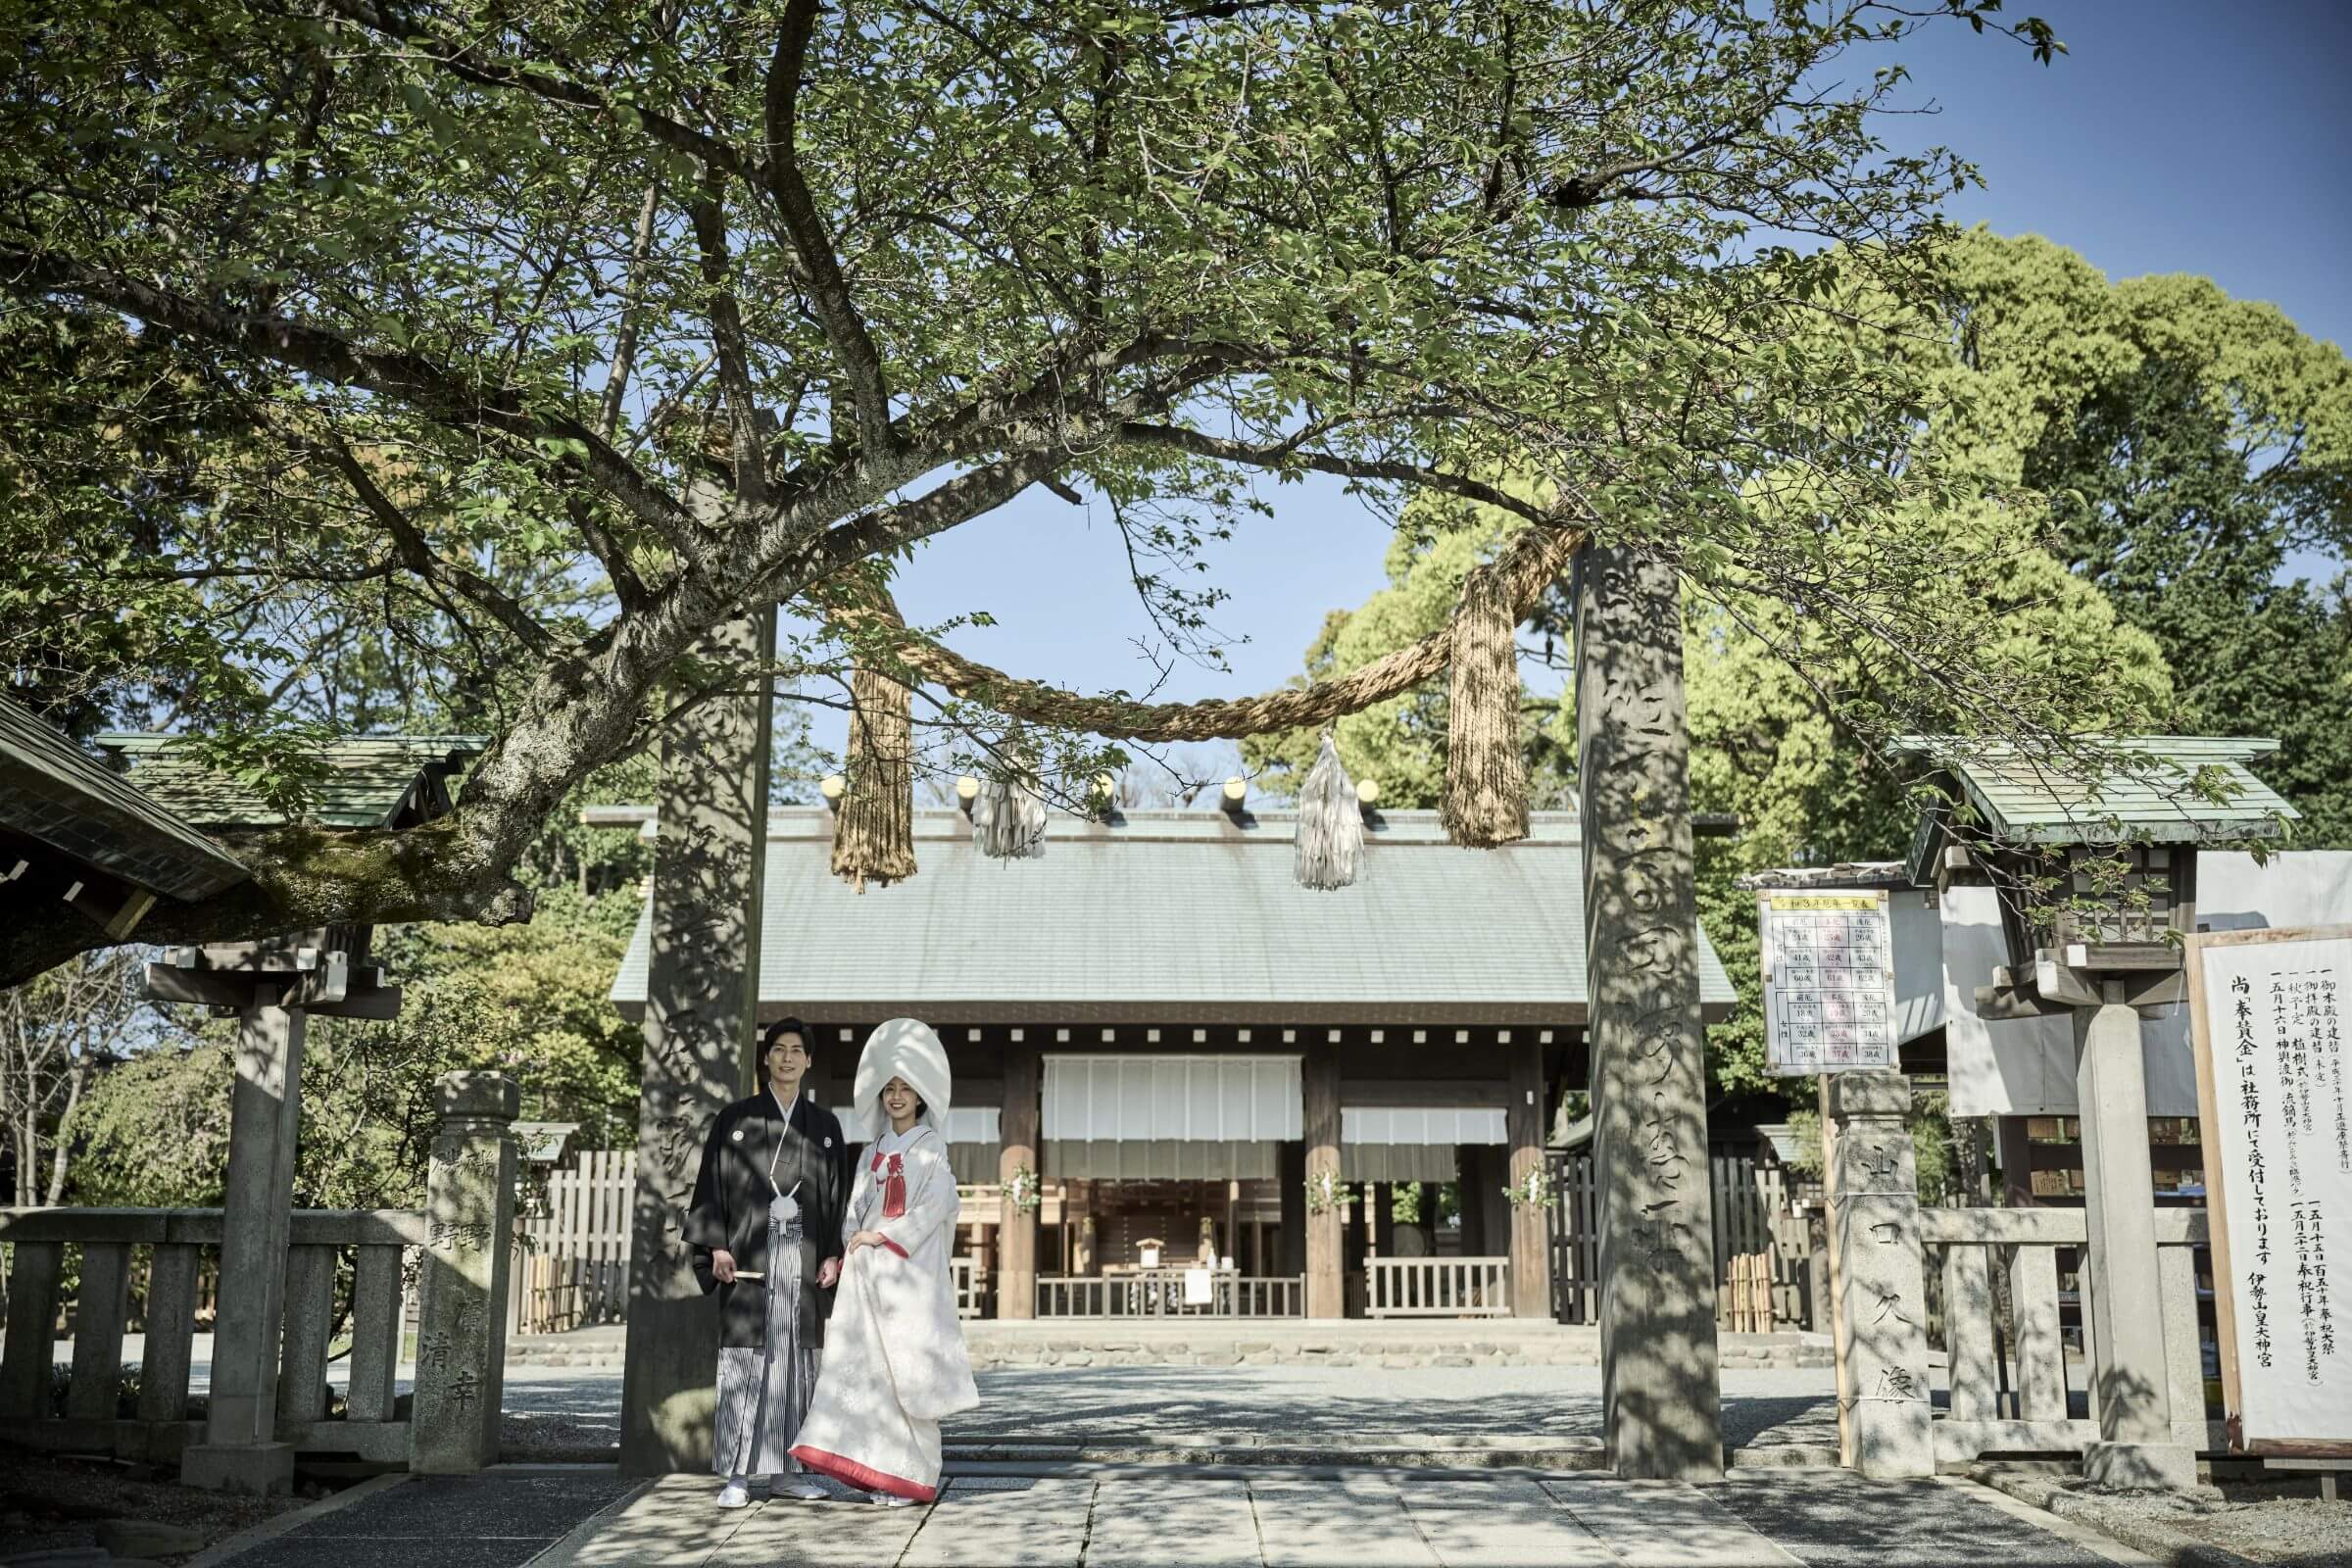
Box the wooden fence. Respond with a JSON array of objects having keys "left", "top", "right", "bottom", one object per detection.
[
  {"left": 1364, "top": 1256, "right": 1510, "bottom": 1318},
  {"left": 1547, "top": 1148, "right": 1812, "bottom": 1328},
  {"left": 514, "top": 1150, "right": 632, "bottom": 1334}
]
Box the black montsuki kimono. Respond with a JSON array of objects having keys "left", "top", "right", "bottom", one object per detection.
[{"left": 686, "top": 1089, "right": 849, "bottom": 1348}]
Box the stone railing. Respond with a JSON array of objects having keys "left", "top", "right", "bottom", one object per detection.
[
  {"left": 0, "top": 1070, "right": 518, "bottom": 1488},
  {"left": 1364, "top": 1256, "right": 1511, "bottom": 1317},
  {"left": 1924, "top": 1204, "right": 2216, "bottom": 1464},
  {"left": 1036, "top": 1269, "right": 1304, "bottom": 1317},
  {"left": 0, "top": 1206, "right": 421, "bottom": 1467}
]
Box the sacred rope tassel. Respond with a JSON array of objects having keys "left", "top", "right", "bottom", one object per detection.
[
  {"left": 1440, "top": 557, "right": 1530, "bottom": 849},
  {"left": 972, "top": 769, "right": 1048, "bottom": 860},
  {"left": 1293, "top": 732, "right": 1364, "bottom": 890},
  {"left": 830, "top": 656, "right": 916, "bottom": 890}
]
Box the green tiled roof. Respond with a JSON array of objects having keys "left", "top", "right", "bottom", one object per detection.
[
  {"left": 1892, "top": 735, "right": 2298, "bottom": 847},
  {"left": 610, "top": 808, "right": 1740, "bottom": 1024},
  {"left": 0, "top": 699, "right": 249, "bottom": 901},
  {"left": 93, "top": 734, "right": 484, "bottom": 829}
]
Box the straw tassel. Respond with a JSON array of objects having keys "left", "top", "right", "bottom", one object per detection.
[
  {"left": 1440, "top": 558, "right": 1530, "bottom": 848},
  {"left": 973, "top": 769, "right": 1048, "bottom": 860},
  {"left": 830, "top": 656, "right": 916, "bottom": 891},
  {"left": 1294, "top": 732, "right": 1364, "bottom": 890}
]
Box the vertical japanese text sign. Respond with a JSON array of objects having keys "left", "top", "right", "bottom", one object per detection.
[
  {"left": 1759, "top": 889, "right": 1900, "bottom": 1077},
  {"left": 2187, "top": 924, "right": 2352, "bottom": 1453}
]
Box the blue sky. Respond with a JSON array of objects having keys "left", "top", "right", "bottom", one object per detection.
[{"left": 794, "top": 3, "right": 2352, "bottom": 785}]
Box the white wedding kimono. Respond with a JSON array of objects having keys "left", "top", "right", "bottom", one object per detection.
[{"left": 790, "top": 1119, "right": 978, "bottom": 1499}]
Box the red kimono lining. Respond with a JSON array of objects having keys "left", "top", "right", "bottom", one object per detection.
[{"left": 789, "top": 1444, "right": 937, "bottom": 1501}]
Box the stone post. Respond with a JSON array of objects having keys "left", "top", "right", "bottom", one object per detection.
[
  {"left": 2074, "top": 991, "right": 2195, "bottom": 1490},
  {"left": 620, "top": 608, "right": 775, "bottom": 1474},
  {"left": 1824, "top": 1069, "right": 1934, "bottom": 1479},
  {"left": 180, "top": 986, "right": 306, "bottom": 1494},
  {"left": 413, "top": 1072, "right": 519, "bottom": 1474},
  {"left": 998, "top": 1041, "right": 1041, "bottom": 1320},
  {"left": 1303, "top": 1043, "right": 1345, "bottom": 1318},
  {"left": 1506, "top": 1038, "right": 1554, "bottom": 1318},
  {"left": 1575, "top": 541, "right": 1723, "bottom": 1480}
]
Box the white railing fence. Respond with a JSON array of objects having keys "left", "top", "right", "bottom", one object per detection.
[
  {"left": 1036, "top": 1269, "right": 1304, "bottom": 1317},
  {"left": 1364, "top": 1256, "right": 1511, "bottom": 1317},
  {"left": 0, "top": 1207, "right": 420, "bottom": 1467}
]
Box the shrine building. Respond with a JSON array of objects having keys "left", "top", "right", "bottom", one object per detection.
[{"left": 606, "top": 800, "right": 1737, "bottom": 1321}]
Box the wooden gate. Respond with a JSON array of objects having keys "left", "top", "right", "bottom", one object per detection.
[{"left": 1547, "top": 1145, "right": 1811, "bottom": 1328}]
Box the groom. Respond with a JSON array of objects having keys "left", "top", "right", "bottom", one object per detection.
[{"left": 687, "top": 1016, "right": 850, "bottom": 1507}]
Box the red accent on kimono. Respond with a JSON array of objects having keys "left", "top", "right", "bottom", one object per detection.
[
  {"left": 790, "top": 1443, "right": 937, "bottom": 1500},
  {"left": 871, "top": 1151, "right": 907, "bottom": 1219},
  {"left": 880, "top": 1237, "right": 907, "bottom": 1258}
]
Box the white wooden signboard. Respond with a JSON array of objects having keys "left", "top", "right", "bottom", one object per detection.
[
  {"left": 1758, "top": 889, "right": 1899, "bottom": 1076},
  {"left": 2186, "top": 924, "right": 2352, "bottom": 1454}
]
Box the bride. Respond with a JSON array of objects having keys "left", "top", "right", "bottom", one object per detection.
[{"left": 790, "top": 1017, "right": 979, "bottom": 1504}]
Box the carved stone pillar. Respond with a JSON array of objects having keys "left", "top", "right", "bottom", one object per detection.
[
  {"left": 414, "top": 1072, "right": 519, "bottom": 1474},
  {"left": 619, "top": 608, "right": 775, "bottom": 1474},
  {"left": 1825, "top": 1069, "right": 1933, "bottom": 1479},
  {"left": 1575, "top": 542, "right": 1723, "bottom": 1480}
]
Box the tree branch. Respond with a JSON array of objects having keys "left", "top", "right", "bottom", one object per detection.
[
  {"left": 1, "top": 247, "right": 707, "bottom": 563},
  {"left": 314, "top": 435, "right": 559, "bottom": 656},
  {"left": 764, "top": 0, "right": 895, "bottom": 452}
]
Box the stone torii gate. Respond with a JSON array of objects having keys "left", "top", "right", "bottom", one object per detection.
[{"left": 618, "top": 553, "right": 1729, "bottom": 1480}]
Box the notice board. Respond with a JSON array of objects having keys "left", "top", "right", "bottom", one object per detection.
[
  {"left": 2185, "top": 924, "right": 2352, "bottom": 1454},
  {"left": 1758, "top": 888, "right": 1899, "bottom": 1076}
]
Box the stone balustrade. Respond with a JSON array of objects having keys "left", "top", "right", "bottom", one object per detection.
[
  {"left": 1922, "top": 1203, "right": 2217, "bottom": 1464},
  {"left": 0, "top": 1205, "right": 422, "bottom": 1467}
]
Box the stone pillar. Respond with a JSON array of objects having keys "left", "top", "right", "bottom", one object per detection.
[
  {"left": 414, "top": 1073, "right": 520, "bottom": 1474},
  {"left": 998, "top": 1041, "right": 1041, "bottom": 1320},
  {"left": 2074, "top": 994, "right": 2195, "bottom": 1490},
  {"left": 181, "top": 987, "right": 306, "bottom": 1494},
  {"left": 620, "top": 608, "right": 775, "bottom": 1475},
  {"left": 1824, "top": 1070, "right": 1934, "bottom": 1479},
  {"left": 1303, "top": 1044, "right": 1344, "bottom": 1318},
  {"left": 1507, "top": 1040, "right": 1554, "bottom": 1319},
  {"left": 1277, "top": 1142, "right": 1307, "bottom": 1276},
  {"left": 1575, "top": 542, "right": 1723, "bottom": 1481}
]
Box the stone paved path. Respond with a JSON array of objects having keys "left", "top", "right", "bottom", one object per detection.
[
  {"left": 498, "top": 1364, "right": 1843, "bottom": 1462},
  {"left": 209, "top": 1467, "right": 2147, "bottom": 1568}
]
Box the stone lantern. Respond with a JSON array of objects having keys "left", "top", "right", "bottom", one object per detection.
[{"left": 1901, "top": 734, "right": 2298, "bottom": 1491}]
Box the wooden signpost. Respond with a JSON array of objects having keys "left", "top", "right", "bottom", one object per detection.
[{"left": 2185, "top": 924, "right": 2352, "bottom": 1463}]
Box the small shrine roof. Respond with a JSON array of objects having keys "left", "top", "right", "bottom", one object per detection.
[
  {"left": 0, "top": 698, "right": 249, "bottom": 902},
  {"left": 1891, "top": 736, "right": 2298, "bottom": 849},
  {"left": 93, "top": 734, "right": 484, "bottom": 829}
]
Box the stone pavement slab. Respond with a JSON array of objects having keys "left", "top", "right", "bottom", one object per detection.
[
  {"left": 1542, "top": 1477, "right": 1803, "bottom": 1568},
  {"left": 898, "top": 1477, "right": 1097, "bottom": 1567},
  {"left": 1075, "top": 1476, "right": 1262, "bottom": 1568},
  {"left": 1702, "top": 1471, "right": 2123, "bottom": 1567}
]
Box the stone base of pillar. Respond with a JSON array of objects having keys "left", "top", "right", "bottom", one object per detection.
[
  {"left": 1849, "top": 1398, "right": 1935, "bottom": 1480},
  {"left": 181, "top": 1441, "right": 295, "bottom": 1495},
  {"left": 2083, "top": 1440, "right": 2197, "bottom": 1493}
]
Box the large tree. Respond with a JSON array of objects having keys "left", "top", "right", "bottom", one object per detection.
[{"left": 1, "top": 0, "right": 2070, "bottom": 984}]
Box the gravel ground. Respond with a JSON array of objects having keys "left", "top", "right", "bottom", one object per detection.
[
  {"left": 2077, "top": 1477, "right": 2352, "bottom": 1566},
  {"left": 494, "top": 1362, "right": 1844, "bottom": 1460},
  {"left": 0, "top": 1451, "right": 313, "bottom": 1565}
]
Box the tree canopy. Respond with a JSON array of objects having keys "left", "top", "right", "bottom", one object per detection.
[
  {"left": 2, "top": 0, "right": 2071, "bottom": 983},
  {"left": 1245, "top": 229, "right": 2351, "bottom": 1097}
]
